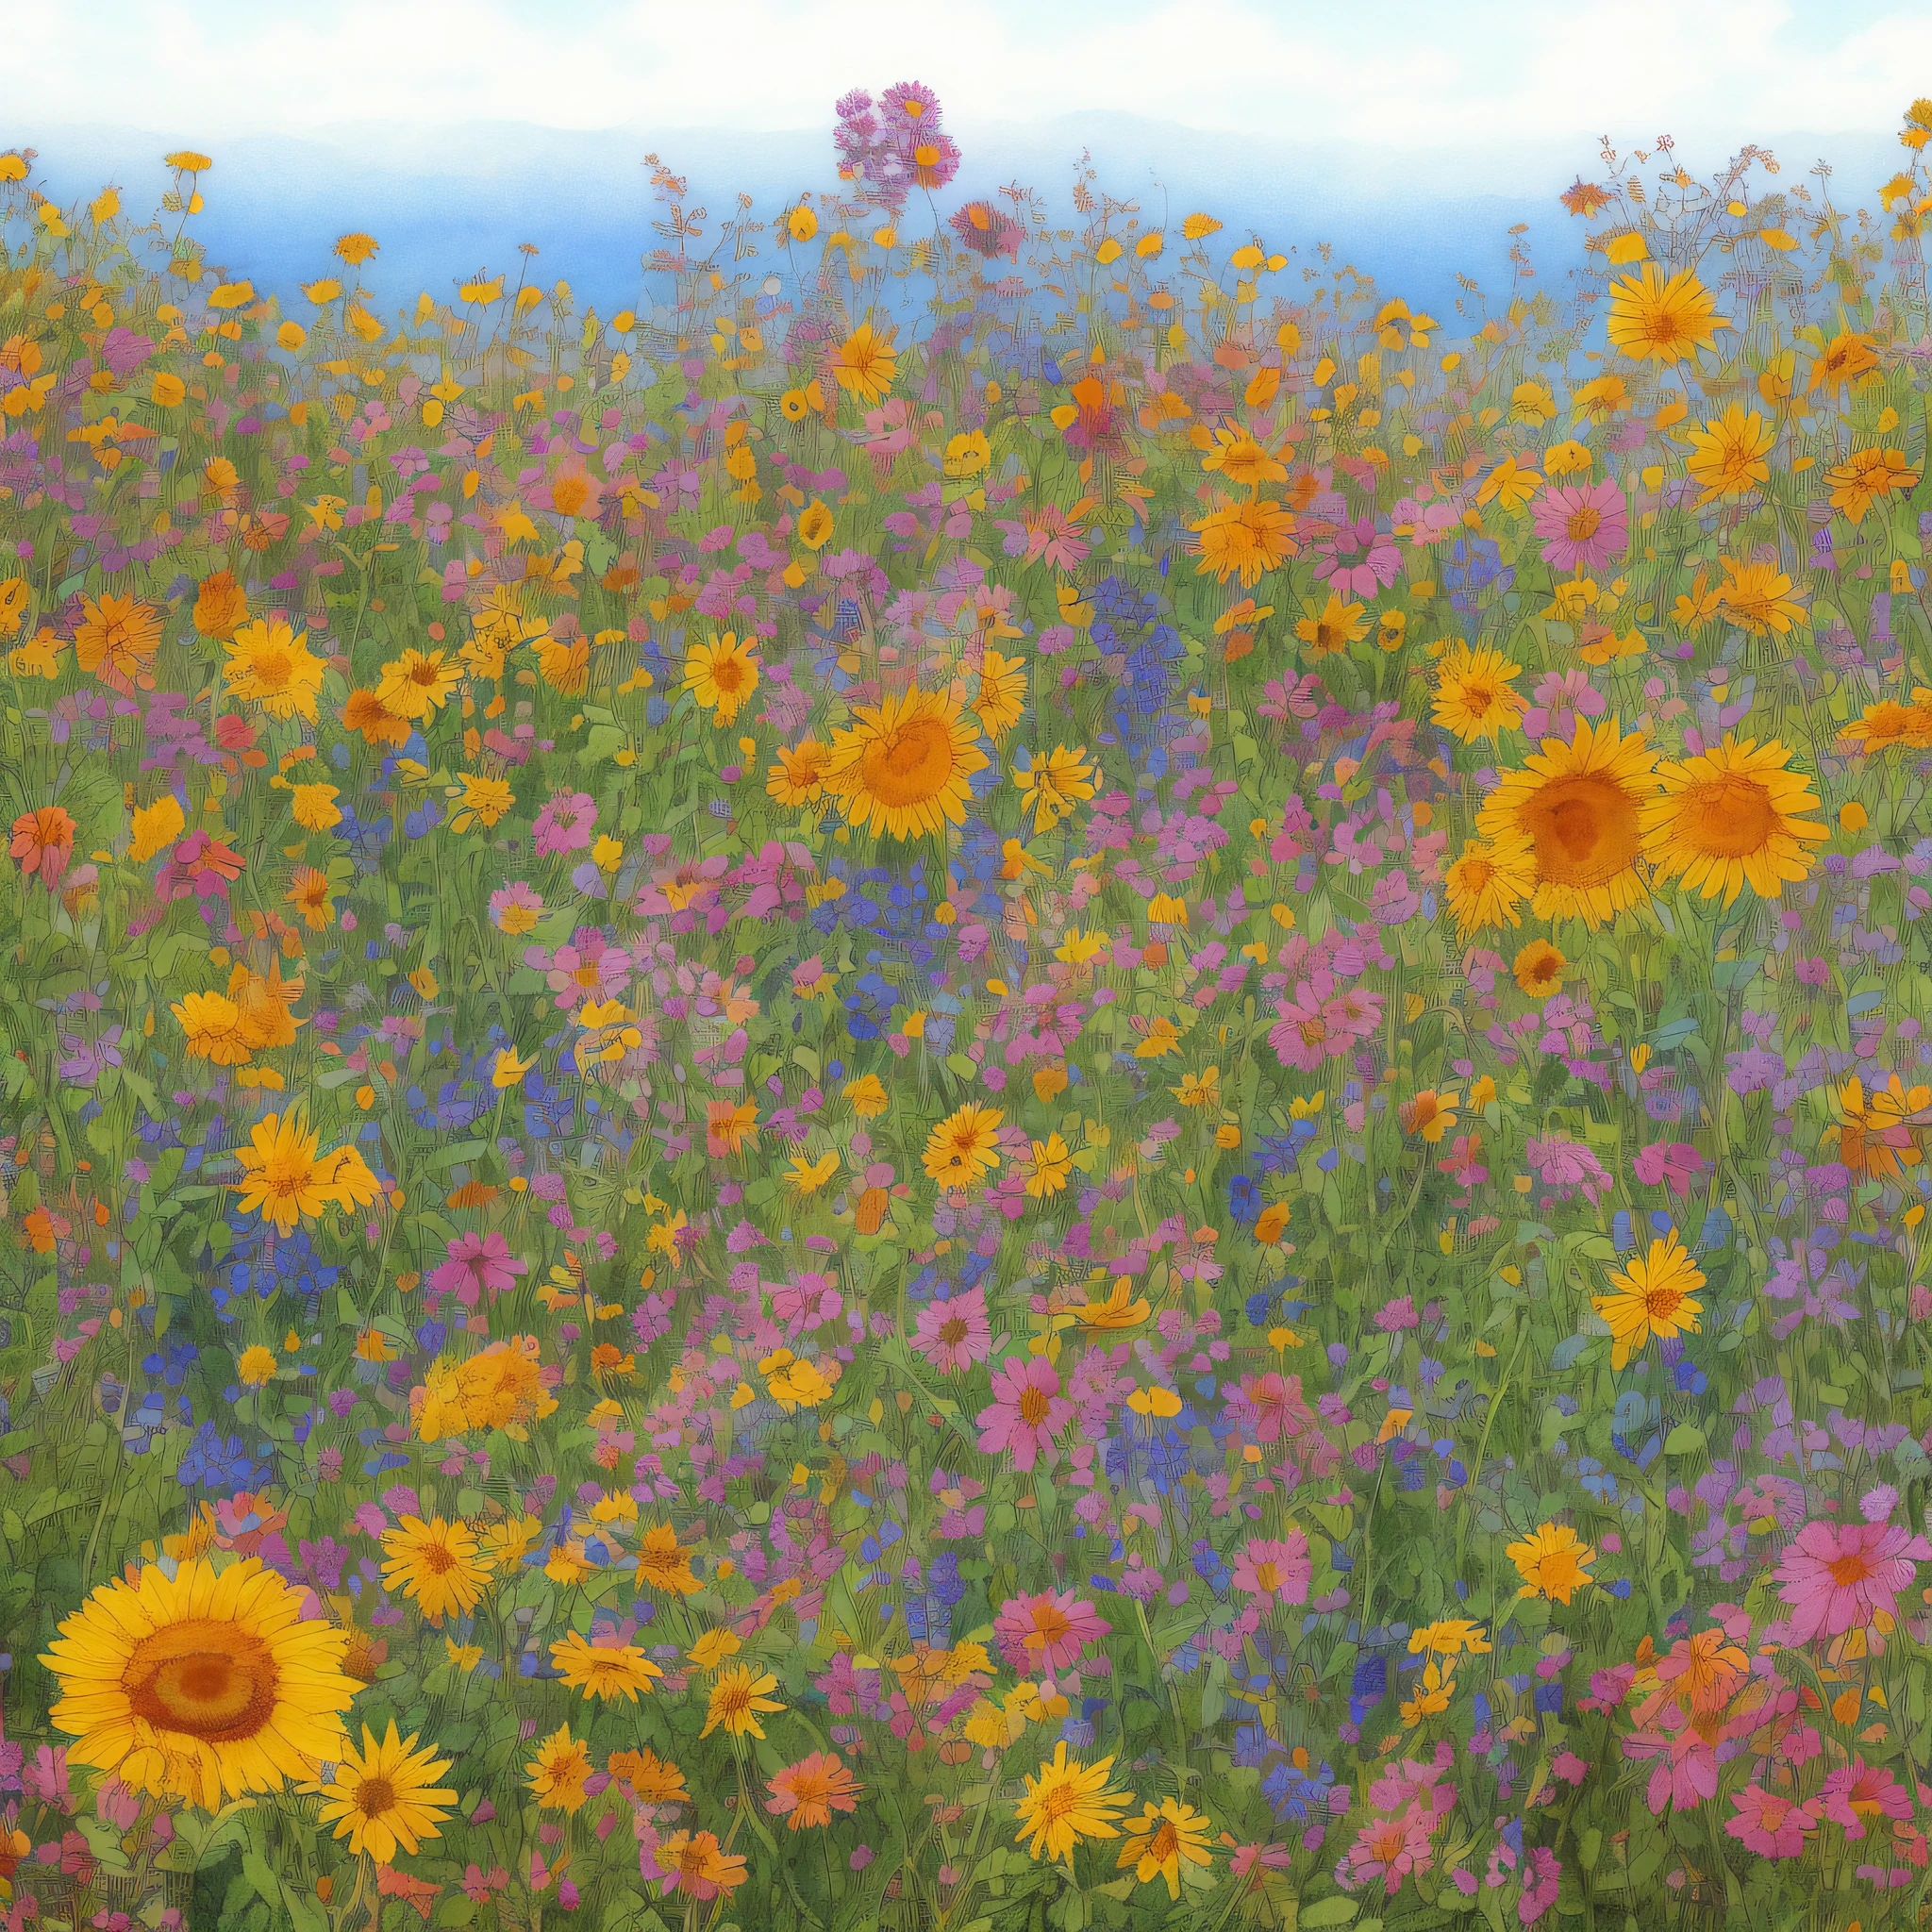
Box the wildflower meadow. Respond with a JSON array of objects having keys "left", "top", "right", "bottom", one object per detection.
[{"left": 5, "top": 77, "right": 1932, "bottom": 1932}]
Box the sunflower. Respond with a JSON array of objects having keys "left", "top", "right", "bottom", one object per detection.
[
  {"left": 1478, "top": 717, "right": 1658, "bottom": 927},
  {"left": 1591, "top": 1230, "right": 1705, "bottom": 1369},
  {"left": 923, "top": 1103, "right": 1004, "bottom": 1189},
  {"left": 609, "top": 1747, "right": 688, "bottom": 1805},
  {"left": 1512, "top": 939, "right": 1566, "bottom": 997},
  {"left": 1191, "top": 497, "right": 1297, "bottom": 587},
  {"left": 830, "top": 323, "right": 896, "bottom": 406},
  {"left": 1606, "top": 263, "right": 1724, "bottom": 364},
  {"left": 173, "top": 990, "right": 254, "bottom": 1065},
  {"left": 1013, "top": 1742, "right": 1127, "bottom": 1861},
  {"left": 1712, "top": 557, "right": 1807, "bottom": 636},
  {"left": 74, "top": 592, "right": 162, "bottom": 689},
  {"left": 375, "top": 647, "right": 461, "bottom": 720},
  {"left": 1825, "top": 446, "right": 1919, "bottom": 525},
  {"left": 286, "top": 866, "right": 336, "bottom": 929},
  {"left": 526, "top": 1724, "right": 593, "bottom": 1811},
  {"left": 1684, "top": 404, "right": 1775, "bottom": 505},
  {"left": 1431, "top": 643, "right": 1526, "bottom": 743},
  {"left": 42, "top": 1557, "right": 358, "bottom": 1809},
  {"left": 766, "top": 739, "right": 830, "bottom": 808},
  {"left": 974, "top": 649, "right": 1028, "bottom": 741},
  {"left": 1507, "top": 1522, "right": 1596, "bottom": 1605},
  {"left": 822, "top": 688, "right": 987, "bottom": 840},
  {"left": 1293, "top": 591, "right": 1368, "bottom": 658},
  {"left": 1442, "top": 841, "right": 1530, "bottom": 936},
  {"left": 1641, "top": 735, "right": 1827, "bottom": 905},
  {"left": 636, "top": 1523, "right": 703, "bottom": 1595},
  {"left": 682, "top": 632, "right": 760, "bottom": 726},
  {"left": 1199, "top": 426, "right": 1288, "bottom": 490},
  {"left": 549, "top": 1629, "right": 664, "bottom": 1703},
  {"left": 380, "top": 1516, "right": 492, "bottom": 1624},
  {"left": 232, "top": 1111, "right": 368, "bottom": 1234},
  {"left": 702, "top": 1665, "right": 785, "bottom": 1740},
  {"left": 1117, "top": 1797, "right": 1215, "bottom": 1901},
  {"left": 1807, "top": 327, "right": 1879, "bottom": 393},
  {"left": 1014, "top": 744, "right": 1095, "bottom": 832},
  {"left": 308, "top": 1723, "right": 455, "bottom": 1862},
  {"left": 341, "top": 687, "right": 412, "bottom": 747}
]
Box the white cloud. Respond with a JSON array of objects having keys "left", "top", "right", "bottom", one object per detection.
[{"left": 0, "top": 0, "right": 1917, "bottom": 155}]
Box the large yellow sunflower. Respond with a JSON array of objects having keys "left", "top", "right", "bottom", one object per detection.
[
  {"left": 42, "top": 1557, "right": 359, "bottom": 1809},
  {"left": 380, "top": 1516, "right": 492, "bottom": 1624},
  {"left": 822, "top": 688, "right": 987, "bottom": 840},
  {"left": 1431, "top": 643, "right": 1526, "bottom": 743},
  {"left": 308, "top": 1722, "right": 456, "bottom": 1862},
  {"left": 1640, "top": 735, "right": 1827, "bottom": 904},
  {"left": 1606, "top": 263, "right": 1724, "bottom": 365},
  {"left": 1478, "top": 717, "right": 1658, "bottom": 927}
]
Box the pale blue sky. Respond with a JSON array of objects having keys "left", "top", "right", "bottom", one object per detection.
[{"left": 1, "top": 1, "right": 1922, "bottom": 324}]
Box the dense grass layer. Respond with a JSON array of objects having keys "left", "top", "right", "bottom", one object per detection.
[{"left": 2, "top": 81, "right": 1932, "bottom": 1932}]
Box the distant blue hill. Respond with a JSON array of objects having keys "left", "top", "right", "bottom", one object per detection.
[{"left": 14, "top": 111, "right": 1898, "bottom": 336}]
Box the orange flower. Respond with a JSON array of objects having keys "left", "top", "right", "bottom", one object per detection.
[
  {"left": 192, "top": 569, "right": 248, "bottom": 641},
  {"left": 73, "top": 592, "right": 161, "bottom": 691},
  {"left": 765, "top": 1752, "right": 864, "bottom": 1830},
  {"left": 10, "top": 806, "right": 75, "bottom": 886}
]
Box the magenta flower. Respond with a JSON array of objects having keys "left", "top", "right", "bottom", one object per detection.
[
  {"left": 1231, "top": 1530, "right": 1312, "bottom": 1606},
  {"left": 1817, "top": 1759, "right": 1912, "bottom": 1839},
  {"left": 992, "top": 1588, "right": 1111, "bottom": 1671},
  {"left": 1530, "top": 476, "right": 1627, "bottom": 572},
  {"left": 1775, "top": 1518, "right": 1931, "bottom": 1641},
  {"left": 532, "top": 790, "right": 597, "bottom": 856},
  {"left": 427, "top": 1232, "right": 528, "bottom": 1310},
  {"left": 1633, "top": 1140, "right": 1705, "bottom": 1196},
  {"left": 974, "top": 1356, "right": 1073, "bottom": 1471},
  {"left": 1724, "top": 1783, "right": 1815, "bottom": 1858},
  {"left": 911, "top": 1287, "right": 991, "bottom": 1374}
]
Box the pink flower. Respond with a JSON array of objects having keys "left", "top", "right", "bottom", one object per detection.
[
  {"left": 1530, "top": 476, "right": 1627, "bottom": 572},
  {"left": 911, "top": 1287, "right": 991, "bottom": 1374},
  {"left": 1235, "top": 1371, "right": 1317, "bottom": 1446},
  {"left": 1633, "top": 1140, "right": 1705, "bottom": 1196},
  {"left": 1775, "top": 1519, "right": 1931, "bottom": 1641},
  {"left": 1321, "top": 983, "right": 1384, "bottom": 1042},
  {"left": 490, "top": 881, "right": 543, "bottom": 930},
  {"left": 1524, "top": 1135, "right": 1611, "bottom": 1205},
  {"left": 974, "top": 1356, "right": 1073, "bottom": 1471},
  {"left": 1232, "top": 1531, "right": 1312, "bottom": 1606},
  {"left": 1724, "top": 1783, "right": 1815, "bottom": 1859},
  {"left": 427, "top": 1232, "right": 528, "bottom": 1310},
  {"left": 532, "top": 790, "right": 597, "bottom": 856},
  {"left": 1817, "top": 1759, "right": 1912, "bottom": 1839},
  {"left": 992, "top": 1589, "right": 1111, "bottom": 1671},
  {"left": 546, "top": 934, "right": 631, "bottom": 1010},
  {"left": 1308, "top": 514, "right": 1402, "bottom": 598},
  {"left": 1339, "top": 1802, "right": 1438, "bottom": 1895},
  {"left": 1268, "top": 981, "right": 1334, "bottom": 1071}
]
